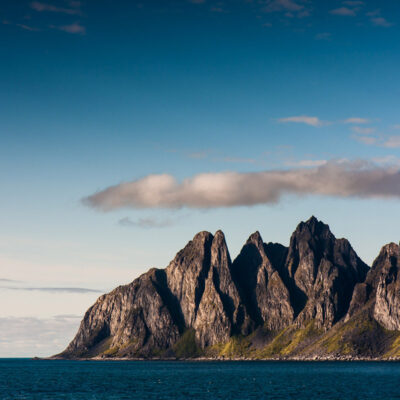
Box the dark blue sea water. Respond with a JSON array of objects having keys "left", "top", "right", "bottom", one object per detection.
[{"left": 1, "top": 359, "right": 400, "bottom": 399}]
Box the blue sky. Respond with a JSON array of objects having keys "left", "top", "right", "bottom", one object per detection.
[{"left": 1, "top": 0, "right": 400, "bottom": 356}]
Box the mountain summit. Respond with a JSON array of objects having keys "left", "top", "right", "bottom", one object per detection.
[{"left": 58, "top": 217, "right": 400, "bottom": 360}]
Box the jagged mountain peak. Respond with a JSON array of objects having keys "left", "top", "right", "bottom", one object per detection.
[
  {"left": 192, "top": 230, "right": 214, "bottom": 243},
  {"left": 59, "top": 218, "right": 400, "bottom": 361},
  {"left": 379, "top": 242, "right": 400, "bottom": 257},
  {"left": 246, "top": 231, "right": 263, "bottom": 245},
  {"left": 294, "top": 216, "right": 333, "bottom": 239},
  {"left": 212, "top": 229, "right": 227, "bottom": 245}
]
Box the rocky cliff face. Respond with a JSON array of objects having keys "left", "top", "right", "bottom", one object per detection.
[
  {"left": 286, "top": 217, "right": 369, "bottom": 329},
  {"left": 346, "top": 242, "right": 400, "bottom": 331},
  {"left": 58, "top": 217, "right": 400, "bottom": 360}
]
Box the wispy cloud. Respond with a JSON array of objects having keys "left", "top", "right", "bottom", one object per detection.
[
  {"left": 16, "top": 23, "right": 40, "bottom": 31},
  {"left": 84, "top": 160, "right": 400, "bottom": 210},
  {"left": 372, "top": 155, "right": 400, "bottom": 166},
  {"left": 286, "top": 159, "right": 328, "bottom": 167},
  {"left": 187, "top": 151, "right": 209, "bottom": 159},
  {"left": 118, "top": 216, "right": 175, "bottom": 228},
  {"left": 219, "top": 156, "right": 257, "bottom": 164},
  {"left": 343, "top": 117, "right": 370, "bottom": 124},
  {"left": 353, "top": 135, "right": 377, "bottom": 145},
  {"left": 30, "top": 1, "right": 81, "bottom": 15},
  {"left": 315, "top": 32, "right": 331, "bottom": 40},
  {"left": 31, "top": 1, "right": 81, "bottom": 15},
  {"left": 371, "top": 17, "right": 393, "bottom": 27},
  {"left": 383, "top": 136, "right": 400, "bottom": 148},
  {"left": 330, "top": 7, "right": 357, "bottom": 16},
  {"left": 364, "top": 9, "right": 393, "bottom": 27},
  {"left": 343, "top": 1, "right": 364, "bottom": 5},
  {"left": 352, "top": 126, "right": 376, "bottom": 135},
  {"left": 0, "top": 316, "right": 81, "bottom": 357},
  {"left": 278, "top": 115, "right": 324, "bottom": 127},
  {"left": 2, "top": 20, "right": 40, "bottom": 32},
  {"left": 0, "top": 286, "right": 102, "bottom": 293},
  {"left": 263, "top": 0, "right": 303, "bottom": 12},
  {"left": 55, "top": 22, "right": 86, "bottom": 34},
  {"left": 352, "top": 131, "right": 400, "bottom": 148},
  {"left": 366, "top": 9, "right": 380, "bottom": 17},
  {"left": 262, "top": 0, "right": 311, "bottom": 18}
]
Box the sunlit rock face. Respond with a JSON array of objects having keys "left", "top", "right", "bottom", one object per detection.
[{"left": 373, "top": 243, "right": 400, "bottom": 330}]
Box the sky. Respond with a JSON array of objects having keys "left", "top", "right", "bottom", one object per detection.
[{"left": 1, "top": 0, "right": 400, "bottom": 357}]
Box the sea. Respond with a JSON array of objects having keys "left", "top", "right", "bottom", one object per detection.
[{"left": 1, "top": 359, "right": 400, "bottom": 399}]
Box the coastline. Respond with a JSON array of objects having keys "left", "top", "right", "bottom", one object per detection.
[{"left": 46, "top": 355, "right": 400, "bottom": 362}]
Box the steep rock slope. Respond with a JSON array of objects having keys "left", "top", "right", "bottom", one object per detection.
[
  {"left": 231, "top": 231, "right": 293, "bottom": 330},
  {"left": 347, "top": 242, "right": 400, "bottom": 330},
  {"left": 285, "top": 217, "right": 369, "bottom": 329}
]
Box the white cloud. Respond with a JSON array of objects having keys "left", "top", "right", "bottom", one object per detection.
[
  {"left": 0, "top": 286, "right": 102, "bottom": 293},
  {"left": 352, "top": 126, "right": 376, "bottom": 135},
  {"left": 84, "top": 160, "right": 400, "bottom": 210},
  {"left": 383, "top": 136, "right": 400, "bottom": 148},
  {"left": 330, "top": 7, "right": 357, "bottom": 16},
  {"left": 118, "top": 217, "right": 175, "bottom": 228},
  {"left": 372, "top": 155, "right": 400, "bottom": 166},
  {"left": 57, "top": 22, "right": 86, "bottom": 34},
  {"left": 30, "top": 1, "right": 81, "bottom": 15},
  {"left": 343, "top": 1, "right": 364, "bottom": 5},
  {"left": 187, "top": 151, "right": 209, "bottom": 159},
  {"left": 366, "top": 9, "right": 380, "bottom": 17},
  {"left": 262, "top": 0, "right": 310, "bottom": 18},
  {"left": 286, "top": 159, "right": 328, "bottom": 167},
  {"left": 353, "top": 135, "right": 378, "bottom": 145},
  {"left": 343, "top": 117, "right": 370, "bottom": 124},
  {"left": 278, "top": 115, "right": 324, "bottom": 127},
  {"left": 352, "top": 132, "right": 400, "bottom": 148},
  {"left": 371, "top": 17, "right": 393, "bottom": 27},
  {"left": 263, "top": 0, "right": 304, "bottom": 12},
  {"left": 220, "top": 156, "right": 257, "bottom": 164},
  {"left": 0, "top": 316, "right": 81, "bottom": 357}
]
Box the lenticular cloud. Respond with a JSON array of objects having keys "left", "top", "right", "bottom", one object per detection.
[{"left": 84, "top": 160, "right": 400, "bottom": 210}]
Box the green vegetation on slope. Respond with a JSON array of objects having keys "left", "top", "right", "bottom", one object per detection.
[{"left": 172, "top": 329, "right": 203, "bottom": 358}]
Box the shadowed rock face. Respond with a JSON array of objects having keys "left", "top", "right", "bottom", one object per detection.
[
  {"left": 193, "top": 231, "right": 251, "bottom": 347},
  {"left": 346, "top": 243, "right": 400, "bottom": 330},
  {"left": 231, "top": 232, "right": 293, "bottom": 331},
  {"left": 59, "top": 217, "right": 399, "bottom": 359},
  {"left": 286, "top": 217, "right": 369, "bottom": 329},
  {"left": 165, "top": 231, "right": 213, "bottom": 328}
]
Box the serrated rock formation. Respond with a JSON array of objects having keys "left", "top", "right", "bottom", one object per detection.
[{"left": 58, "top": 217, "right": 400, "bottom": 360}]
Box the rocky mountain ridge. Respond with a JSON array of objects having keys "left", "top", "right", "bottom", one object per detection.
[{"left": 58, "top": 217, "right": 400, "bottom": 360}]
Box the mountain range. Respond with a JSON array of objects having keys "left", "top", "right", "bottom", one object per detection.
[{"left": 57, "top": 217, "right": 400, "bottom": 360}]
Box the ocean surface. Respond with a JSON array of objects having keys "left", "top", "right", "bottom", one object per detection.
[{"left": 1, "top": 359, "right": 400, "bottom": 399}]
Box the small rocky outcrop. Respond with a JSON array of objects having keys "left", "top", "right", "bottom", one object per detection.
[{"left": 58, "top": 217, "right": 400, "bottom": 360}]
